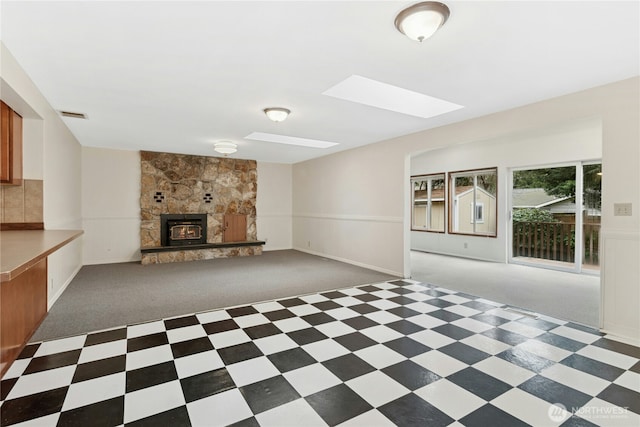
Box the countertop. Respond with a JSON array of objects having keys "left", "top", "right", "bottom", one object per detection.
[{"left": 0, "top": 230, "right": 83, "bottom": 282}]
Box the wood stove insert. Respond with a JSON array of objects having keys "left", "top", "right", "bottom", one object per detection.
[{"left": 160, "top": 213, "right": 207, "bottom": 247}]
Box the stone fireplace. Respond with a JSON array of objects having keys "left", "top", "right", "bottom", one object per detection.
[{"left": 139, "top": 151, "right": 263, "bottom": 264}]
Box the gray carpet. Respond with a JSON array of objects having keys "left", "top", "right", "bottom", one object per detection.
[
  {"left": 31, "top": 250, "right": 398, "bottom": 342},
  {"left": 410, "top": 251, "right": 600, "bottom": 327}
]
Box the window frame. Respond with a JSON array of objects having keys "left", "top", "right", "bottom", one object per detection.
[
  {"left": 449, "top": 167, "right": 498, "bottom": 237},
  {"left": 411, "top": 172, "right": 446, "bottom": 233}
]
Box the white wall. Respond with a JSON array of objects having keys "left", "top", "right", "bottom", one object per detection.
[
  {"left": 21, "top": 119, "right": 44, "bottom": 180},
  {"left": 1, "top": 43, "right": 83, "bottom": 304},
  {"left": 80, "top": 151, "right": 293, "bottom": 264},
  {"left": 82, "top": 147, "right": 141, "bottom": 265},
  {"left": 292, "top": 144, "right": 405, "bottom": 276},
  {"left": 256, "top": 162, "right": 292, "bottom": 251},
  {"left": 293, "top": 77, "right": 640, "bottom": 342},
  {"left": 410, "top": 118, "right": 602, "bottom": 262}
]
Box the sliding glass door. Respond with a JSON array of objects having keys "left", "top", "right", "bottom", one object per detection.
[
  {"left": 510, "top": 162, "right": 601, "bottom": 273},
  {"left": 582, "top": 163, "right": 602, "bottom": 271}
]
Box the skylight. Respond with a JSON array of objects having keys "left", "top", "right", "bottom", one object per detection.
[
  {"left": 245, "top": 132, "right": 339, "bottom": 149},
  {"left": 323, "top": 75, "right": 463, "bottom": 119}
]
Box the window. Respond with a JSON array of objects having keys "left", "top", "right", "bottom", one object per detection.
[
  {"left": 411, "top": 173, "right": 445, "bottom": 232},
  {"left": 450, "top": 168, "right": 497, "bottom": 236},
  {"left": 471, "top": 202, "right": 484, "bottom": 223}
]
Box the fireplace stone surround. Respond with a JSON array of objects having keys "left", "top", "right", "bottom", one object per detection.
[{"left": 139, "top": 151, "right": 263, "bottom": 264}]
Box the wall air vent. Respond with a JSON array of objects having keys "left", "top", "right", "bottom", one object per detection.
[{"left": 59, "top": 111, "right": 88, "bottom": 119}]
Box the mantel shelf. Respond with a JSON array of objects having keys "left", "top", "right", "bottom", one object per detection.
[{"left": 140, "top": 240, "right": 265, "bottom": 254}]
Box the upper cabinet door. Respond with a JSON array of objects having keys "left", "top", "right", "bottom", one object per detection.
[
  {"left": 1, "top": 101, "right": 10, "bottom": 183},
  {"left": 1, "top": 100, "right": 23, "bottom": 185}
]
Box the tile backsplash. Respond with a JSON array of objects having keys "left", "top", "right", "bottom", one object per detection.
[{"left": 0, "top": 179, "right": 44, "bottom": 223}]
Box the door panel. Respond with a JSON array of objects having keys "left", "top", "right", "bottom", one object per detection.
[
  {"left": 223, "top": 214, "right": 246, "bottom": 242},
  {"left": 582, "top": 164, "right": 602, "bottom": 271},
  {"left": 510, "top": 162, "right": 601, "bottom": 273},
  {"left": 511, "top": 166, "right": 576, "bottom": 269}
]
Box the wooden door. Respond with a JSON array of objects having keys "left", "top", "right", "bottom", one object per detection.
[
  {"left": 223, "top": 214, "right": 246, "bottom": 242},
  {"left": 1, "top": 101, "right": 10, "bottom": 183}
]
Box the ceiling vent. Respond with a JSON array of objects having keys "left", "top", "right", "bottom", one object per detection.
[{"left": 59, "top": 111, "right": 88, "bottom": 119}]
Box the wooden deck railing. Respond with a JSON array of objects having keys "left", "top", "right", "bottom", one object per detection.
[{"left": 513, "top": 221, "right": 600, "bottom": 266}]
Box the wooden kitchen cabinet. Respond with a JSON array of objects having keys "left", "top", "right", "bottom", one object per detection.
[
  {"left": 0, "top": 258, "right": 47, "bottom": 377},
  {"left": 0, "top": 230, "right": 83, "bottom": 378},
  {"left": 1, "top": 100, "right": 23, "bottom": 185}
]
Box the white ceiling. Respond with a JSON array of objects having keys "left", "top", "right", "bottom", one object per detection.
[{"left": 1, "top": 1, "right": 638, "bottom": 164}]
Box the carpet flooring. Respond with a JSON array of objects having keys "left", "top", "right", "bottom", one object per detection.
[
  {"left": 31, "top": 250, "right": 397, "bottom": 342},
  {"left": 410, "top": 251, "right": 600, "bottom": 327}
]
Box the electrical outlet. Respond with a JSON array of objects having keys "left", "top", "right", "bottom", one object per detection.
[
  {"left": 464, "top": 242, "right": 468, "bottom": 249},
  {"left": 614, "top": 203, "right": 632, "bottom": 216},
  {"left": 49, "top": 278, "right": 54, "bottom": 291},
  {"left": 307, "top": 241, "right": 311, "bottom": 247}
]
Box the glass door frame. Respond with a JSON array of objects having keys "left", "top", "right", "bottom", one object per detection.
[{"left": 507, "top": 160, "right": 601, "bottom": 275}]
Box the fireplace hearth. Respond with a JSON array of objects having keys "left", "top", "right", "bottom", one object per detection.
[{"left": 160, "top": 214, "right": 207, "bottom": 247}]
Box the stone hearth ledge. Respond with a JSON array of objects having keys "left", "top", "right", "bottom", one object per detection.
[{"left": 140, "top": 240, "right": 265, "bottom": 265}]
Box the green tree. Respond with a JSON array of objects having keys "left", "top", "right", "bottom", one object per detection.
[
  {"left": 514, "top": 167, "right": 576, "bottom": 197},
  {"left": 514, "top": 164, "right": 602, "bottom": 208}
]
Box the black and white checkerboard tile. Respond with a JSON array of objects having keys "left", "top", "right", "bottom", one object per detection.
[{"left": 2, "top": 279, "right": 639, "bottom": 426}]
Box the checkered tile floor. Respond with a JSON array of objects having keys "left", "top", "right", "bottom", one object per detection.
[{"left": 2, "top": 279, "right": 640, "bottom": 426}]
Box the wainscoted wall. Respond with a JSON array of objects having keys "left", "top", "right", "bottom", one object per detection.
[
  {"left": 139, "top": 151, "right": 260, "bottom": 263},
  {"left": 294, "top": 77, "right": 640, "bottom": 343},
  {"left": 256, "top": 162, "right": 292, "bottom": 251},
  {"left": 81, "top": 148, "right": 292, "bottom": 265},
  {"left": 410, "top": 118, "right": 602, "bottom": 263},
  {"left": 600, "top": 230, "right": 640, "bottom": 341},
  {"left": 293, "top": 213, "right": 404, "bottom": 276},
  {"left": 82, "top": 147, "right": 141, "bottom": 265}
]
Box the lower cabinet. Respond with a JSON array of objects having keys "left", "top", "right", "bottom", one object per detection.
[{"left": 0, "top": 258, "right": 47, "bottom": 377}]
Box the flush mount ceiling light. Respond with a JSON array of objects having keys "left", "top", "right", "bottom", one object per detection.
[
  {"left": 394, "top": 2, "right": 450, "bottom": 42},
  {"left": 264, "top": 107, "right": 291, "bottom": 122},
  {"left": 213, "top": 141, "right": 237, "bottom": 155}
]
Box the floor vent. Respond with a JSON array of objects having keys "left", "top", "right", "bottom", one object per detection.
[{"left": 504, "top": 307, "right": 539, "bottom": 319}]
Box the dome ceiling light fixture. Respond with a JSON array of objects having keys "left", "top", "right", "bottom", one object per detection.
[
  {"left": 394, "top": 2, "right": 450, "bottom": 43},
  {"left": 213, "top": 141, "right": 237, "bottom": 155},
  {"left": 264, "top": 107, "right": 291, "bottom": 122}
]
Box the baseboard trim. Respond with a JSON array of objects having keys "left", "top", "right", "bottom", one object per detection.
[
  {"left": 48, "top": 264, "right": 82, "bottom": 311},
  {"left": 83, "top": 256, "right": 142, "bottom": 265},
  {"left": 293, "top": 247, "right": 403, "bottom": 278},
  {"left": 263, "top": 246, "right": 294, "bottom": 252},
  {"left": 411, "top": 248, "right": 502, "bottom": 264},
  {"left": 600, "top": 329, "right": 640, "bottom": 347}
]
